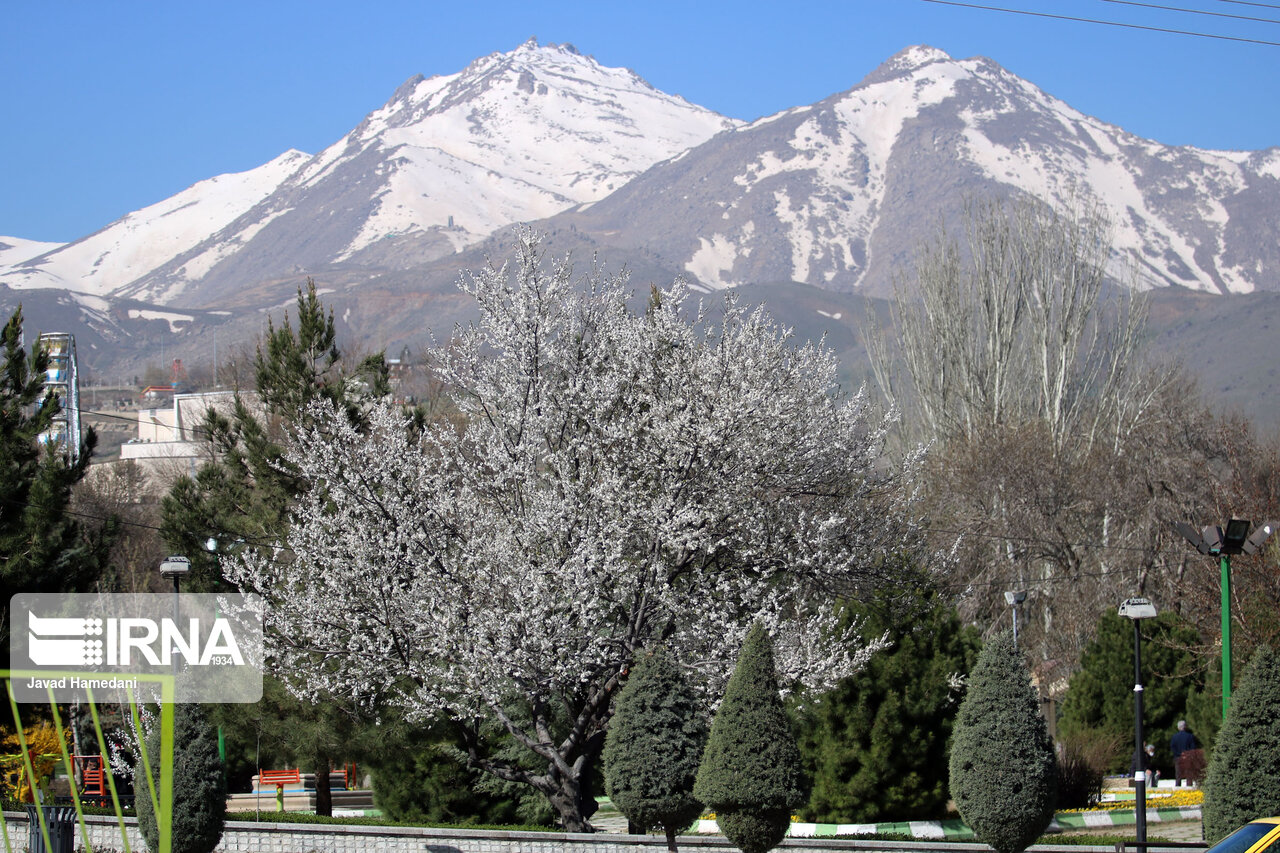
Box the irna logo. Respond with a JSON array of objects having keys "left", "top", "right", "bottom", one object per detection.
[{"left": 26, "top": 612, "right": 245, "bottom": 667}]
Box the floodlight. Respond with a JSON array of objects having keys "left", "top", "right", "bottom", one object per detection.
[
  {"left": 1222, "top": 518, "right": 1252, "bottom": 555},
  {"left": 1004, "top": 590, "right": 1027, "bottom": 605},
  {"left": 1242, "top": 521, "right": 1277, "bottom": 556},
  {"left": 1119, "top": 597, "right": 1158, "bottom": 620},
  {"left": 1202, "top": 525, "right": 1224, "bottom": 554},
  {"left": 1172, "top": 521, "right": 1211, "bottom": 554}
]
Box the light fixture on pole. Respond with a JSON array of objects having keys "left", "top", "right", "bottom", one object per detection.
[
  {"left": 1173, "top": 519, "right": 1276, "bottom": 718},
  {"left": 1119, "top": 596, "right": 1158, "bottom": 846},
  {"left": 1004, "top": 590, "right": 1027, "bottom": 647},
  {"left": 159, "top": 555, "right": 190, "bottom": 594}
]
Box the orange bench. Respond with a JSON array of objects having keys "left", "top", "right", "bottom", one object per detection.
[{"left": 258, "top": 768, "right": 301, "bottom": 811}]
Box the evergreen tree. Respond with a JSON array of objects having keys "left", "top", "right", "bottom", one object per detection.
[
  {"left": 604, "top": 646, "right": 708, "bottom": 851},
  {"left": 695, "top": 624, "right": 806, "bottom": 853},
  {"left": 794, "top": 581, "right": 981, "bottom": 822},
  {"left": 1202, "top": 647, "right": 1280, "bottom": 843},
  {"left": 161, "top": 280, "right": 388, "bottom": 591},
  {"left": 948, "top": 632, "right": 1056, "bottom": 853},
  {"left": 0, "top": 307, "right": 110, "bottom": 642},
  {"left": 1058, "top": 609, "right": 1207, "bottom": 773},
  {"left": 135, "top": 704, "right": 226, "bottom": 853},
  {"left": 161, "top": 282, "right": 388, "bottom": 814}
]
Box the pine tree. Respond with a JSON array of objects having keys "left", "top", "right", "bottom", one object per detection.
[
  {"left": 135, "top": 704, "right": 226, "bottom": 853},
  {"left": 160, "top": 280, "right": 387, "bottom": 591},
  {"left": 948, "top": 632, "right": 1056, "bottom": 853},
  {"left": 794, "top": 580, "right": 981, "bottom": 822},
  {"left": 604, "top": 646, "right": 708, "bottom": 851},
  {"left": 160, "top": 282, "right": 388, "bottom": 814},
  {"left": 0, "top": 306, "right": 110, "bottom": 642},
  {"left": 1058, "top": 609, "right": 1207, "bottom": 773},
  {"left": 695, "top": 625, "right": 806, "bottom": 853},
  {"left": 1202, "top": 647, "right": 1280, "bottom": 843}
]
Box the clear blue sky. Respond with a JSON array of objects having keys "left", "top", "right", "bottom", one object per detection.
[{"left": 4, "top": 0, "right": 1278, "bottom": 244}]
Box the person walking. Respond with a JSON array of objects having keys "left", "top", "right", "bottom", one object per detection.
[{"left": 1171, "top": 720, "right": 1198, "bottom": 786}]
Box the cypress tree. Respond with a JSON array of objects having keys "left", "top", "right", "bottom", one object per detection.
[
  {"left": 135, "top": 704, "right": 226, "bottom": 853},
  {"left": 948, "top": 632, "right": 1056, "bottom": 853},
  {"left": 695, "top": 624, "right": 805, "bottom": 853},
  {"left": 603, "top": 646, "right": 708, "bottom": 852},
  {"left": 1203, "top": 646, "right": 1280, "bottom": 843}
]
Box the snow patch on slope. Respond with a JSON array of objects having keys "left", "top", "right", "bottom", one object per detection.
[{"left": 0, "top": 151, "right": 308, "bottom": 297}]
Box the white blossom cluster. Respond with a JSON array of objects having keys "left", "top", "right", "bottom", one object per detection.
[{"left": 226, "top": 231, "right": 918, "bottom": 769}]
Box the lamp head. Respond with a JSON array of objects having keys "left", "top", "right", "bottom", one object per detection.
[
  {"left": 1242, "top": 521, "right": 1277, "bottom": 556},
  {"left": 1119, "top": 597, "right": 1158, "bottom": 620},
  {"left": 1222, "top": 518, "right": 1252, "bottom": 555},
  {"left": 1004, "top": 590, "right": 1027, "bottom": 605},
  {"left": 159, "top": 555, "right": 191, "bottom": 579}
]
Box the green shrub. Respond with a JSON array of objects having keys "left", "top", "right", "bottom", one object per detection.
[
  {"left": 948, "top": 632, "right": 1056, "bottom": 853},
  {"left": 603, "top": 645, "right": 708, "bottom": 850},
  {"left": 695, "top": 624, "right": 806, "bottom": 853},
  {"left": 1203, "top": 646, "right": 1280, "bottom": 843},
  {"left": 135, "top": 704, "right": 226, "bottom": 853}
]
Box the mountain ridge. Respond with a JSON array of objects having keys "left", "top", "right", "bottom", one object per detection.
[{"left": 0, "top": 39, "right": 1277, "bottom": 430}]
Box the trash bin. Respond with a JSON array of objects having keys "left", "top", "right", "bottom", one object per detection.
[{"left": 25, "top": 804, "right": 76, "bottom": 853}]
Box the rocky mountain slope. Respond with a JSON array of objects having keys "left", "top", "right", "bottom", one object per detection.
[{"left": 1, "top": 41, "right": 1277, "bottom": 427}]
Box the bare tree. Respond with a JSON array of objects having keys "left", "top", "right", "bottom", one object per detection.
[{"left": 868, "top": 195, "right": 1166, "bottom": 668}]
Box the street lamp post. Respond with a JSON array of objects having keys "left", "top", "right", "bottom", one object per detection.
[
  {"left": 1173, "top": 519, "right": 1276, "bottom": 718},
  {"left": 1005, "top": 590, "right": 1027, "bottom": 647},
  {"left": 1119, "top": 596, "right": 1158, "bottom": 845}
]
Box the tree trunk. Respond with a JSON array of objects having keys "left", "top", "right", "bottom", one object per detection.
[
  {"left": 314, "top": 755, "right": 332, "bottom": 817},
  {"left": 666, "top": 825, "right": 680, "bottom": 852}
]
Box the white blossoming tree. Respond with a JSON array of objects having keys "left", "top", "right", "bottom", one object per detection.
[{"left": 226, "top": 232, "right": 922, "bottom": 832}]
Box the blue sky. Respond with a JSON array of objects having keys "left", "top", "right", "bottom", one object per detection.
[{"left": 4, "top": 0, "right": 1278, "bottom": 244}]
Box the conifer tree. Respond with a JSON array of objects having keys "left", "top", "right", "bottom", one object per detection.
[
  {"left": 1203, "top": 647, "right": 1280, "bottom": 843},
  {"left": 948, "top": 632, "right": 1056, "bottom": 853},
  {"left": 161, "top": 282, "right": 387, "bottom": 814},
  {"left": 135, "top": 703, "right": 226, "bottom": 853},
  {"left": 794, "top": 580, "right": 980, "bottom": 822},
  {"left": 695, "top": 624, "right": 806, "bottom": 853},
  {"left": 0, "top": 306, "right": 110, "bottom": 642},
  {"left": 604, "top": 646, "right": 708, "bottom": 851}
]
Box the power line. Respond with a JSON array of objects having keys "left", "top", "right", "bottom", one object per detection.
[
  {"left": 1099, "top": 0, "right": 1280, "bottom": 24},
  {"left": 919, "top": 0, "right": 1280, "bottom": 46}
]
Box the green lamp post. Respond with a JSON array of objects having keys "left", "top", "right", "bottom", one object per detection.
[{"left": 1174, "top": 519, "right": 1276, "bottom": 718}]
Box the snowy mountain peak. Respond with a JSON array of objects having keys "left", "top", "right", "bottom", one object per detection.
[{"left": 883, "top": 44, "right": 953, "bottom": 73}]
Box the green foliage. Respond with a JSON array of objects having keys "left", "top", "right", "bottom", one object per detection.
[
  {"left": 1202, "top": 647, "right": 1280, "bottom": 843},
  {"left": 135, "top": 704, "right": 226, "bottom": 853},
  {"left": 0, "top": 307, "right": 110, "bottom": 640},
  {"left": 363, "top": 720, "right": 529, "bottom": 826},
  {"left": 603, "top": 646, "right": 708, "bottom": 847},
  {"left": 793, "top": 581, "right": 980, "bottom": 823},
  {"left": 695, "top": 624, "right": 806, "bottom": 853},
  {"left": 1058, "top": 609, "right": 1206, "bottom": 774},
  {"left": 948, "top": 632, "right": 1056, "bottom": 853},
  {"left": 160, "top": 280, "right": 387, "bottom": 590}
]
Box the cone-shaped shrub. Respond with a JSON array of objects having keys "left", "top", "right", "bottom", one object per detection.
[
  {"left": 1203, "top": 646, "right": 1280, "bottom": 843},
  {"left": 136, "top": 703, "right": 226, "bottom": 853},
  {"left": 949, "top": 632, "right": 1056, "bottom": 853},
  {"left": 695, "top": 624, "right": 805, "bottom": 853},
  {"left": 603, "top": 645, "right": 708, "bottom": 851}
]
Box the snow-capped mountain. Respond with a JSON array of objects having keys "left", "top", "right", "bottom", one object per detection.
[
  {"left": 1, "top": 40, "right": 1278, "bottom": 404},
  {"left": 530, "top": 45, "right": 1280, "bottom": 297},
  {"left": 0, "top": 40, "right": 738, "bottom": 309}
]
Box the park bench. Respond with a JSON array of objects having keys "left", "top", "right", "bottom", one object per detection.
[{"left": 258, "top": 768, "right": 301, "bottom": 811}]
